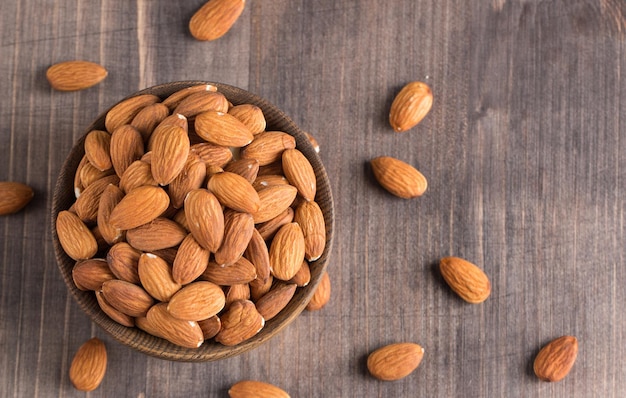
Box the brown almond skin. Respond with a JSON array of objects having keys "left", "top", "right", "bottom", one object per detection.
[
  {"left": 78, "top": 158, "right": 114, "bottom": 190},
  {"left": 201, "top": 257, "right": 257, "bottom": 286},
  {"left": 294, "top": 200, "right": 326, "bottom": 261},
  {"left": 389, "top": 81, "right": 433, "bottom": 132},
  {"left": 150, "top": 124, "right": 190, "bottom": 186},
  {"left": 47, "top": 61, "right": 107, "bottom": 92},
  {"left": 184, "top": 189, "right": 225, "bottom": 252},
  {"left": 282, "top": 148, "right": 317, "bottom": 201},
  {"left": 214, "top": 210, "right": 255, "bottom": 266},
  {"left": 255, "top": 282, "right": 297, "bottom": 321},
  {"left": 534, "top": 336, "right": 578, "bottom": 382},
  {"left": 169, "top": 154, "right": 207, "bottom": 209},
  {"left": 138, "top": 253, "right": 182, "bottom": 302},
  {"left": 240, "top": 131, "right": 296, "bottom": 166},
  {"left": 56, "top": 210, "right": 98, "bottom": 261},
  {"left": 106, "top": 242, "right": 141, "bottom": 284},
  {"left": 110, "top": 124, "right": 145, "bottom": 178},
  {"left": 269, "top": 222, "right": 305, "bottom": 281},
  {"left": 101, "top": 279, "right": 154, "bottom": 318},
  {"left": 190, "top": 142, "right": 233, "bottom": 167},
  {"left": 96, "top": 184, "right": 125, "bottom": 245},
  {"left": 439, "top": 256, "right": 491, "bottom": 304},
  {"left": 256, "top": 207, "right": 294, "bottom": 241},
  {"left": 105, "top": 94, "right": 160, "bottom": 134},
  {"left": 72, "top": 258, "right": 115, "bottom": 291},
  {"left": 215, "top": 299, "right": 264, "bottom": 346},
  {"left": 69, "top": 337, "right": 107, "bottom": 392},
  {"left": 229, "top": 380, "right": 290, "bottom": 398},
  {"left": 73, "top": 174, "right": 120, "bottom": 223},
  {"left": 370, "top": 156, "right": 427, "bottom": 199},
  {"left": 244, "top": 228, "right": 271, "bottom": 285},
  {"left": 194, "top": 110, "right": 254, "bottom": 147},
  {"left": 118, "top": 160, "right": 158, "bottom": 193},
  {"left": 306, "top": 270, "right": 331, "bottom": 311},
  {"left": 198, "top": 316, "right": 222, "bottom": 340},
  {"left": 167, "top": 281, "right": 226, "bottom": 321},
  {"left": 208, "top": 171, "right": 261, "bottom": 214},
  {"left": 172, "top": 234, "right": 211, "bottom": 285},
  {"left": 95, "top": 290, "right": 135, "bottom": 327},
  {"left": 84, "top": 130, "right": 112, "bottom": 171},
  {"left": 146, "top": 303, "right": 204, "bottom": 349},
  {"left": 0, "top": 182, "right": 34, "bottom": 215},
  {"left": 173, "top": 91, "right": 229, "bottom": 118},
  {"left": 108, "top": 185, "right": 170, "bottom": 230},
  {"left": 189, "top": 0, "right": 246, "bottom": 41},
  {"left": 162, "top": 84, "right": 218, "bottom": 110},
  {"left": 130, "top": 103, "right": 170, "bottom": 142},
  {"left": 367, "top": 342, "right": 425, "bottom": 381},
  {"left": 126, "top": 217, "right": 187, "bottom": 252},
  {"left": 228, "top": 104, "right": 266, "bottom": 135},
  {"left": 224, "top": 158, "right": 260, "bottom": 184},
  {"left": 253, "top": 184, "right": 298, "bottom": 224}
]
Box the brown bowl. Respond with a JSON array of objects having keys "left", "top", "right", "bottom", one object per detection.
[{"left": 51, "top": 81, "right": 334, "bottom": 361}]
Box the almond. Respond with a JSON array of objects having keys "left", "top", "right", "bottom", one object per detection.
[
  {"left": 439, "top": 256, "right": 491, "bottom": 304},
  {"left": 189, "top": 142, "right": 233, "bottom": 167},
  {"left": 304, "top": 131, "right": 320, "bottom": 154},
  {"left": 95, "top": 290, "right": 135, "bottom": 327},
  {"left": 215, "top": 299, "right": 264, "bottom": 346},
  {"left": 250, "top": 274, "right": 273, "bottom": 302},
  {"left": 224, "top": 284, "right": 251, "bottom": 309},
  {"left": 269, "top": 222, "right": 305, "bottom": 281},
  {"left": 367, "top": 342, "right": 425, "bottom": 381},
  {"left": 214, "top": 210, "right": 255, "bottom": 266},
  {"left": 207, "top": 171, "right": 260, "bottom": 214},
  {"left": 194, "top": 110, "right": 254, "bottom": 147},
  {"left": 172, "top": 234, "right": 210, "bottom": 285},
  {"left": 72, "top": 258, "right": 115, "bottom": 291},
  {"left": 110, "top": 124, "right": 144, "bottom": 178},
  {"left": 198, "top": 316, "right": 222, "bottom": 340},
  {"left": 56, "top": 210, "right": 98, "bottom": 260},
  {"left": 130, "top": 103, "right": 170, "bottom": 142},
  {"left": 108, "top": 185, "right": 170, "bottom": 230},
  {"left": 146, "top": 303, "right": 205, "bottom": 348},
  {"left": 256, "top": 207, "right": 294, "bottom": 240},
  {"left": 173, "top": 91, "right": 229, "bottom": 118},
  {"left": 229, "top": 380, "right": 290, "bottom": 398},
  {"left": 370, "top": 156, "right": 427, "bottom": 199},
  {"left": 118, "top": 160, "right": 157, "bottom": 193},
  {"left": 253, "top": 184, "right": 298, "bottom": 224},
  {"left": 252, "top": 174, "right": 289, "bottom": 191},
  {"left": 126, "top": 217, "right": 187, "bottom": 252},
  {"left": 184, "top": 189, "right": 225, "bottom": 252},
  {"left": 168, "top": 154, "right": 207, "bottom": 208},
  {"left": 73, "top": 174, "right": 120, "bottom": 223},
  {"left": 244, "top": 229, "right": 271, "bottom": 285},
  {"left": 306, "top": 270, "right": 330, "bottom": 311},
  {"left": 224, "top": 158, "right": 260, "bottom": 184},
  {"left": 201, "top": 257, "right": 257, "bottom": 286},
  {"left": 167, "top": 281, "right": 226, "bottom": 321},
  {"left": 47, "top": 61, "right": 107, "bottom": 92},
  {"left": 147, "top": 123, "right": 190, "bottom": 186},
  {"left": 162, "top": 84, "right": 218, "bottom": 110},
  {"left": 255, "top": 282, "right": 296, "bottom": 321},
  {"left": 240, "top": 131, "right": 296, "bottom": 166},
  {"left": 0, "top": 181, "right": 34, "bottom": 215},
  {"left": 79, "top": 161, "right": 115, "bottom": 190},
  {"left": 288, "top": 260, "right": 311, "bottom": 287},
  {"left": 389, "top": 81, "right": 433, "bottom": 132},
  {"left": 228, "top": 104, "right": 266, "bottom": 135},
  {"left": 256, "top": 160, "right": 284, "bottom": 177},
  {"left": 96, "top": 184, "right": 125, "bottom": 245},
  {"left": 189, "top": 0, "right": 246, "bottom": 41},
  {"left": 69, "top": 337, "right": 107, "bottom": 391},
  {"left": 294, "top": 200, "right": 326, "bottom": 261},
  {"left": 84, "top": 130, "right": 112, "bottom": 171},
  {"left": 105, "top": 94, "right": 160, "bottom": 134},
  {"left": 106, "top": 242, "right": 141, "bottom": 284},
  {"left": 533, "top": 336, "right": 578, "bottom": 382},
  {"left": 282, "top": 148, "right": 316, "bottom": 201},
  {"left": 101, "top": 279, "right": 154, "bottom": 317},
  {"left": 137, "top": 253, "right": 182, "bottom": 302}
]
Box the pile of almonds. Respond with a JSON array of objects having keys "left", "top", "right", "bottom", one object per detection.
[{"left": 55, "top": 84, "right": 327, "bottom": 349}]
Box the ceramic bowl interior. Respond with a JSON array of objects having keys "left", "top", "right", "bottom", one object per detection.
[{"left": 51, "top": 81, "right": 334, "bottom": 361}]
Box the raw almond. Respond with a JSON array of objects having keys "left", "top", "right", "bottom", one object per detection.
[
  {"left": 533, "top": 336, "right": 578, "bottom": 382},
  {"left": 95, "top": 290, "right": 135, "bottom": 327},
  {"left": 126, "top": 217, "right": 187, "bottom": 252},
  {"left": 198, "top": 316, "right": 222, "bottom": 340},
  {"left": 84, "top": 130, "right": 112, "bottom": 171},
  {"left": 228, "top": 104, "right": 266, "bottom": 135},
  {"left": 201, "top": 257, "right": 257, "bottom": 286},
  {"left": 190, "top": 142, "right": 233, "bottom": 167},
  {"left": 282, "top": 148, "right": 316, "bottom": 201},
  {"left": 106, "top": 242, "right": 141, "bottom": 284},
  {"left": 189, "top": 0, "right": 246, "bottom": 41},
  {"left": 240, "top": 131, "right": 296, "bottom": 166},
  {"left": 389, "top": 81, "right": 433, "bottom": 132},
  {"left": 439, "top": 256, "right": 491, "bottom": 304},
  {"left": 253, "top": 184, "right": 298, "bottom": 224},
  {"left": 224, "top": 158, "right": 260, "bottom": 184},
  {"left": 269, "top": 222, "right": 305, "bottom": 281},
  {"left": 250, "top": 274, "right": 273, "bottom": 302},
  {"left": 194, "top": 110, "right": 254, "bottom": 147},
  {"left": 130, "top": 103, "right": 170, "bottom": 142},
  {"left": 168, "top": 154, "right": 207, "bottom": 208},
  {"left": 101, "top": 279, "right": 154, "bottom": 317},
  {"left": 73, "top": 174, "right": 119, "bottom": 223},
  {"left": 104, "top": 94, "right": 160, "bottom": 134},
  {"left": 47, "top": 61, "right": 107, "bottom": 92},
  {"left": 244, "top": 228, "right": 271, "bottom": 285},
  {"left": 108, "top": 185, "right": 170, "bottom": 230},
  {"left": 289, "top": 260, "right": 311, "bottom": 287},
  {"left": 149, "top": 124, "right": 190, "bottom": 186},
  {"left": 214, "top": 210, "right": 255, "bottom": 266},
  {"left": 0, "top": 181, "right": 34, "bottom": 215},
  {"left": 207, "top": 171, "right": 260, "bottom": 214},
  {"left": 146, "top": 303, "right": 205, "bottom": 348},
  {"left": 162, "top": 84, "right": 218, "bottom": 110},
  {"left": 72, "top": 258, "right": 115, "bottom": 291},
  {"left": 172, "top": 234, "right": 210, "bottom": 285},
  {"left": 294, "top": 200, "right": 326, "bottom": 261},
  {"left": 79, "top": 161, "right": 115, "bottom": 190},
  {"left": 69, "top": 337, "right": 107, "bottom": 391},
  {"left": 56, "top": 210, "right": 98, "bottom": 260},
  {"left": 256, "top": 207, "right": 294, "bottom": 240},
  {"left": 137, "top": 253, "right": 182, "bottom": 302},
  {"left": 96, "top": 184, "right": 125, "bottom": 245},
  {"left": 184, "top": 189, "right": 225, "bottom": 252},
  {"left": 167, "top": 281, "right": 226, "bottom": 321},
  {"left": 229, "top": 380, "right": 290, "bottom": 398},
  {"left": 252, "top": 174, "right": 289, "bottom": 191},
  {"left": 255, "top": 282, "right": 296, "bottom": 321},
  {"left": 370, "top": 156, "right": 427, "bottom": 199},
  {"left": 173, "top": 90, "right": 229, "bottom": 118},
  {"left": 118, "top": 160, "right": 157, "bottom": 193},
  {"left": 215, "top": 299, "right": 264, "bottom": 346},
  {"left": 367, "top": 342, "right": 425, "bottom": 381},
  {"left": 224, "top": 284, "right": 251, "bottom": 309},
  {"left": 110, "top": 124, "right": 144, "bottom": 178},
  {"left": 306, "top": 270, "right": 330, "bottom": 311}
]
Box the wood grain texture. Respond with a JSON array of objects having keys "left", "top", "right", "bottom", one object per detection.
[{"left": 0, "top": 0, "right": 624, "bottom": 396}]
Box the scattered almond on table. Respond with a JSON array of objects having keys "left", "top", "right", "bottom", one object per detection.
[
  {"left": 439, "top": 256, "right": 491, "bottom": 304},
  {"left": 69, "top": 337, "right": 107, "bottom": 392},
  {"left": 533, "top": 335, "right": 578, "bottom": 382},
  {"left": 389, "top": 81, "right": 433, "bottom": 132},
  {"left": 229, "top": 380, "right": 290, "bottom": 398},
  {"left": 367, "top": 342, "right": 425, "bottom": 381},
  {"left": 189, "top": 0, "right": 246, "bottom": 41},
  {"left": 46, "top": 60, "right": 108, "bottom": 92},
  {"left": 370, "top": 156, "right": 427, "bottom": 199},
  {"left": 0, "top": 181, "right": 34, "bottom": 215}
]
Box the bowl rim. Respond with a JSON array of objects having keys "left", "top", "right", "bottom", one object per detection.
[{"left": 51, "top": 81, "right": 334, "bottom": 361}]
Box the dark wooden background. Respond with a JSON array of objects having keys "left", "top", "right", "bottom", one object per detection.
[{"left": 1, "top": 0, "right": 625, "bottom": 397}]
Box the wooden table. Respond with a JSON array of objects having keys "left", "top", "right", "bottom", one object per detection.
[{"left": 1, "top": 0, "right": 624, "bottom": 396}]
